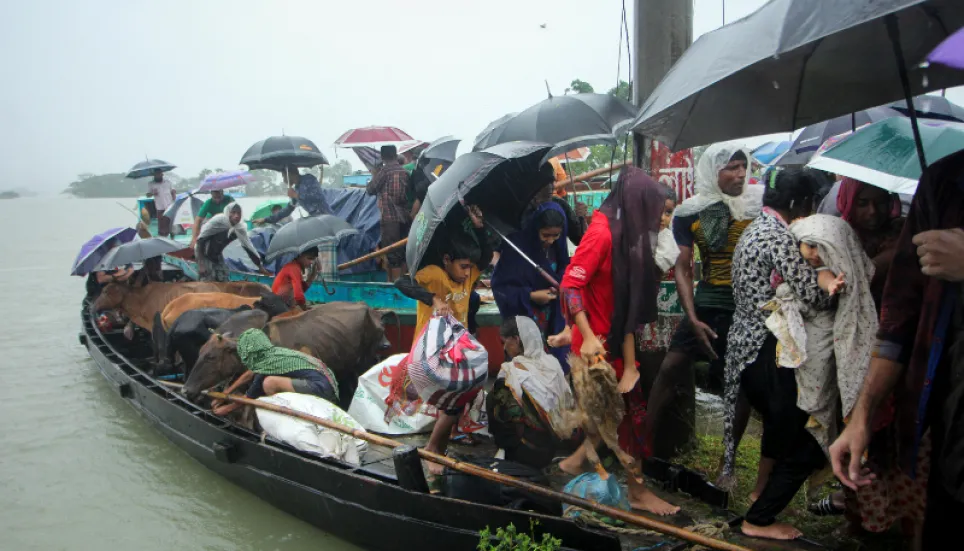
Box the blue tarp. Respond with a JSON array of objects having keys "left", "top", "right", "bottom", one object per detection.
[{"left": 223, "top": 188, "right": 382, "bottom": 275}]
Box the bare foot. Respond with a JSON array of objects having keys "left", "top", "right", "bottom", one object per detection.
[
  {"left": 422, "top": 460, "right": 445, "bottom": 476},
  {"left": 630, "top": 488, "right": 680, "bottom": 516},
  {"left": 558, "top": 454, "right": 590, "bottom": 476},
  {"left": 741, "top": 521, "right": 803, "bottom": 540}
]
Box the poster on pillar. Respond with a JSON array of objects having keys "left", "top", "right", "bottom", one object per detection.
[{"left": 649, "top": 141, "right": 695, "bottom": 202}]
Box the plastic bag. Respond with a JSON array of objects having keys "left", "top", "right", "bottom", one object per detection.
[
  {"left": 257, "top": 392, "right": 368, "bottom": 465},
  {"left": 347, "top": 354, "right": 438, "bottom": 435}
]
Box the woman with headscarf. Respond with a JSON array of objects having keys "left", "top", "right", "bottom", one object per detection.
[
  {"left": 491, "top": 201, "right": 570, "bottom": 367},
  {"left": 556, "top": 166, "right": 680, "bottom": 516},
  {"left": 195, "top": 202, "right": 269, "bottom": 282},
  {"left": 487, "top": 316, "right": 575, "bottom": 468},
  {"left": 723, "top": 168, "right": 835, "bottom": 540},
  {"left": 836, "top": 177, "right": 905, "bottom": 307}
]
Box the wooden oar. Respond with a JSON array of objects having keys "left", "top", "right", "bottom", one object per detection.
[
  {"left": 159, "top": 381, "right": 749, "bottom": 551},
  {"left": 337, "top": 238, "right": 408, "bottom": 271}
]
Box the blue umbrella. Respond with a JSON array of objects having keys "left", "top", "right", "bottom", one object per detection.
[
  {"left": 752, "top": 140, "right": 791, "bottom": 164},
  {"left": 126, "top": 159, "right": 176, "bottom": 179},
  {"left": 71, "top": 227, "right": 138, "bottom": 276}
]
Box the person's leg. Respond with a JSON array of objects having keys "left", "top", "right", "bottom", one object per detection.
[
  {"left": 158, "top": 215, "right": 172, "bottom": 238},
  {"left": 468, "top": 290, "right": 480, "bottom": 334},
  {"left": 742, "top": 433, "right": 825, "bottom": 539},
  {"left": 557, "top": 444, "right": 590, "bottom": 476},
  {"left": 628, "top": 472, "right": 681, "bottom": 515},
  {"left": 424, "top": 410, "right": 460, "bottom": 475},
  {"left": 644, "top": 350, "right": 694, "bottom": 458},
  {"left": 262, "top": 376, "right": 297, "bottom": 396}
]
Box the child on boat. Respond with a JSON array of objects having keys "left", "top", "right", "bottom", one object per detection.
[
  {"left": 392, "top": 204, "right": 495, "bottom": 473},
  {"left": 487, "top": 316, "right": 575, "bottom": 469},
  {"left": 272, "top": 247, "right": 319, "bottom": 309}
]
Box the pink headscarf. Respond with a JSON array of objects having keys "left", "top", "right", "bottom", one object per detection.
[{"left": 836, "top": 178, "right": 900, "bottom": 224}]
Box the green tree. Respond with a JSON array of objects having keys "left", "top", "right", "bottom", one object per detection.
[
  {"left": 565, "top": 79, "right": 594, "bottom": 94},
  {"left": 323, "top": 159, "right": 353, "bottom": 188}
]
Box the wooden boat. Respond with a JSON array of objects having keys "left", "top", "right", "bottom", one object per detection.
[{"left": 78, "top": 300, "right": 622, "bottom": 551}]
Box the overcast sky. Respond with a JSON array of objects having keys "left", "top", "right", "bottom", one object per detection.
[{"left": 1, "top": 0, "right": 961, "bottom": 193}]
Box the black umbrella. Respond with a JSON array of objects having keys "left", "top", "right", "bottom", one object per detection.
[
  {"left": 472, "top": 93, "right": 637, "bottom": 158},
  {"left": 631, "top": 0, "right": 964, "bottom": 151},
  {"left": 473, "top": 113, "right": 517, "bottom": 150},
  {"left": 126, "top": 159, "right": 176, "bottom": 179},
  {"left": 886, "top": 94, "right": 964, "bottom": 122},
  {"left": 778, "top": 95, "right": 964, "bottom": 165},
  {"left": 240, "top": 136, "right": 329, "bottom": 170},
  {"left": 406, "top": 141, "right": 553, "bottom": 271},
  {"left": 95, "top": 237, "right": 185, "bottom": 270},
  {"left": 265, "top": 215, "right": 358, "bottom": 262},
  {"left": 409, "top": 135, "right": 461, "bottom": 204}
]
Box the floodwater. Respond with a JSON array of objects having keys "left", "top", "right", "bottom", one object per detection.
[{"left": 0, "top": 197, "right": 360, "bottom": 551}]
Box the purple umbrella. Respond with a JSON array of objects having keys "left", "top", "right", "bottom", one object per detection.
[
  {"left": 71, "top": 227, "right": 137, "bottom": 276},
  {"left": 197, "top": 170, "right": 254, "bottom": 192},
  {"left": 928, "top": 27, "right": 964, "bottom": 70}
]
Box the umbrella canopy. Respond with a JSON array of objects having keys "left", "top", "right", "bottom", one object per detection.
[
  {"left": 249, "top": 198, "right": 291, "bottom": 222},
  {"left": 473, "top": 93, "right": 637, "bottom": 159},
  {"left": 126, "top": 159, "right": 176, "bottom": 179},
  {"left": 163, "top": 191, "right": 205, "bottom": 227},
  {"left": 333, "top": 126, "right": 419, "bottom": 149},
  {"left": 631, "top": 0, "right": 964, "bottom": 150},
  {"left": 409, "top": 136, "right": 462, "bottom": 205},
  {"left": 198, "top": 170, "right": 255, "bottom": 192},
  {"left": 752, "top": 141, "right": 791, "bottom": 164},
  {"left": 807, "top": 118, "right": 964, "bottom": 194},
  {"left": 264, "top": 215, "right": 358, "bottom": 262},
  {"left": 71, "top": 227, "right": 138, "bottom": 276},
  {"left": 240, "top": 136, "right": 329, "bottom": 170},
  {"left": 406, "top": 141, "right": 553, "bottom": 271},
  {"left": 886, "top": 94, "right": 964, "bottom": 122},
  {"left": 95, "top": 237, "right": 185, "bottom": 271},
  {"left": 927, "top": 26, "right": 964, "bottom": 69},
  {"left": 473, "top": 113, "right": 517, "bottom": 151}
]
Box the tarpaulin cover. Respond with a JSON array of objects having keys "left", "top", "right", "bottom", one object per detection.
[{"left": 223, "top": 188, "right": 381, "bottom": 275}]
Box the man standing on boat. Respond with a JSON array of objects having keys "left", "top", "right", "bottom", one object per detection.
[
  {"left": 367, "top": 145, "right": 411, "bottom": 281},
  {"left": 147, "top": 168, "right": 177, "bottom": 238},
  {"left": 253, "top": 166, "right": 332, "bottom": 225},
  {"left": 190, "top": 189, "right": 234, "bottom": 249}
]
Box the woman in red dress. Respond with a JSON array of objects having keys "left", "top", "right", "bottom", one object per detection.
[{"left": 557, "top": 166, "right": 680, "bottom": 516}]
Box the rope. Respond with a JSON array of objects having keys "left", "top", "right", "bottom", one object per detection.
[{"left": 573, "top": 510, "right": 729, "bottom": 541}]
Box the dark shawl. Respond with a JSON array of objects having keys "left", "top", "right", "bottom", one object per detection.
[
  {"left": 877, "top": 150, "right": 964, "bottom": 482},
  {"left": 491, "top": 201, "right": 570, "bottom": 357},
  {"left": 600, "top": 166, "right": 665, "bottom": 357}
]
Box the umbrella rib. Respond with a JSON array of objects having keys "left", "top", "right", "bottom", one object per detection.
[
  {"left": 790, "top": 41, "right": 820, "bottom": 131},
  {"left": 672, "top": 90, "right": 704, "bottom": 151}
]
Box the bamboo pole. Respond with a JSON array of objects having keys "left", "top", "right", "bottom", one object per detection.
[
  {"left": 160, "top": 380, "right": 749, "bottom": 551},
  {"left": 337, "top": 238, "right": 407, "bottom": 271},
  {"left": 553, "top": 161, "right": 631, "bottom": 192}
]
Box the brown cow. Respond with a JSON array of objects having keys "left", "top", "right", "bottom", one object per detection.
[
  {"left": 92, "top": 281, "right": 268, "bottom": 330},
  {"left": 159, "top": 292, "right": 289, "bottom": 330},
  {"left": 184, "top": 302, "right": 389, "bottom": 408}
]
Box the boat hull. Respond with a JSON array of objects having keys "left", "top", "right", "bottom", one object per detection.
[{"left": 79, "top": 303, "right": 619, "bottom": 551}]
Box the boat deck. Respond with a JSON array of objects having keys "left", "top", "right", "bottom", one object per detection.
[{"left": 98, "top": 317, "right": 835, "bottom": 551}]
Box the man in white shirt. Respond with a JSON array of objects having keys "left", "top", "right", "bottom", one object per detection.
[{"left": 147, "top": 168, "right": 177, "bottom": 237}]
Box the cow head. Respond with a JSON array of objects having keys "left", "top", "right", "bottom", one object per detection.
[
  {"left": 183, "top": 331, "right": 242, "bottom": 402},
  {"left": 92, "top": 283, "right": 129, "bottom": 312}
]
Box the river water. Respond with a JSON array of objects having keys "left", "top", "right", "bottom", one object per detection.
[{"left": 0, "top": 197, "right": 359, "bottom": 551}]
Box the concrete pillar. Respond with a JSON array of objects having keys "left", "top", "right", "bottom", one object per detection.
[{"left": 633, "top": 0, "right": 697, "bottom": 461}]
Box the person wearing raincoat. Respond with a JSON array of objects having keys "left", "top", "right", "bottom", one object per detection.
[{"left": 195, "top": 202, "right": 270, "bottom": 282}]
